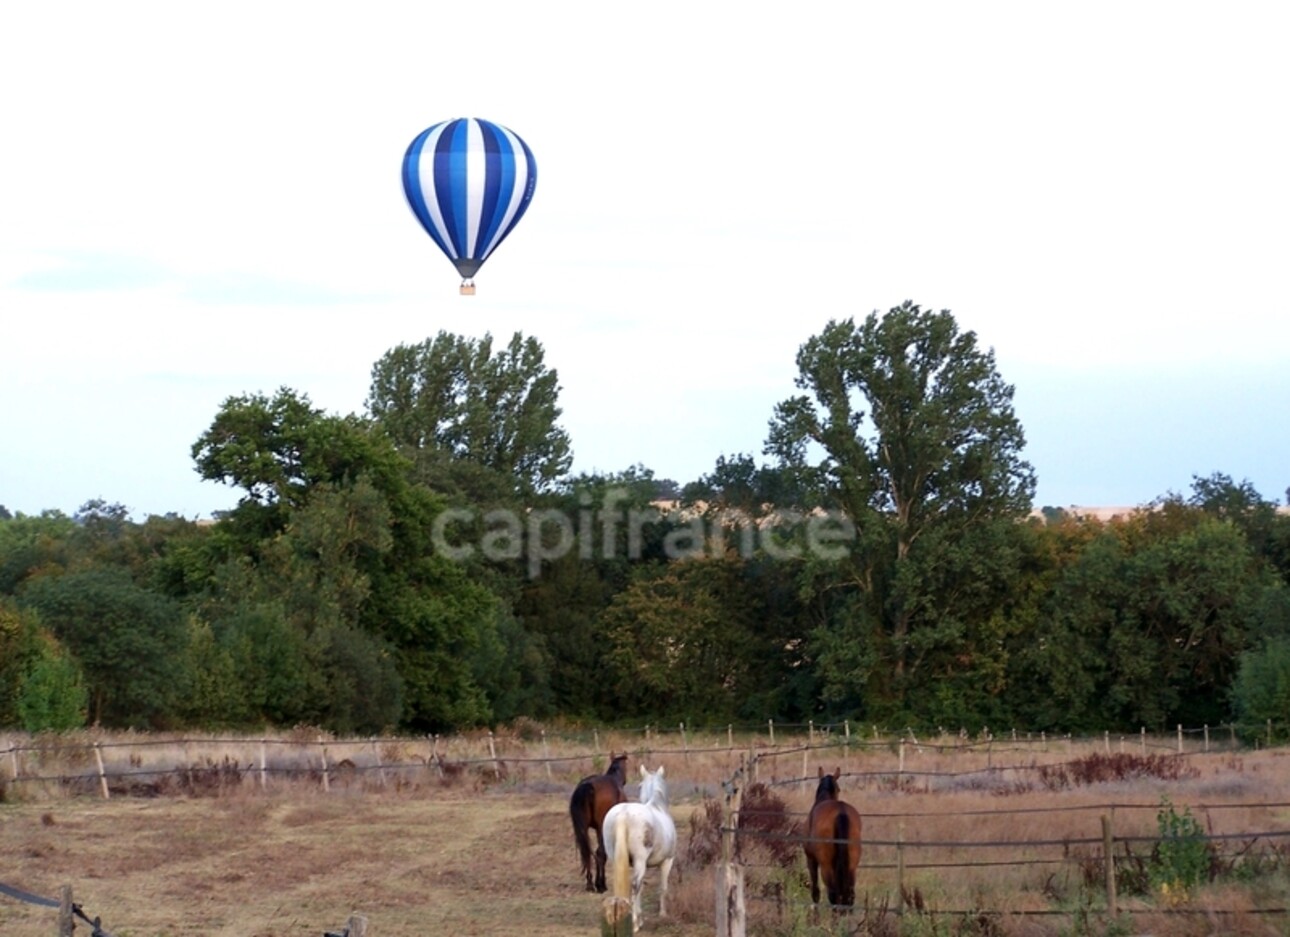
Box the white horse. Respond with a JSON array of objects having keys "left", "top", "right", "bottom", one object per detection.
[{"left": 603, "top": 764, "right": 677, "bottom": 933}]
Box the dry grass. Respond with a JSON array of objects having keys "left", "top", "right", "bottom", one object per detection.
[{"left": 2, "top": 728, "right": 1289, "bottom": 935}]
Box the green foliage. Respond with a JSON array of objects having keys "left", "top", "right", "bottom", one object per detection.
[
  {"left": 1013, "top": 510, "right": 1276, "bottom": 732},
  {"left": 17, "top": 567, "right": 185, "bottom": 728},
  {"left": 2, "top": 601, "right": 87, "bottom": 730},
  {"left": 1230, "top": 634, "right": 1290, "bottom": 744},
  {"left": 175, "top": 616, "right": 249, "bottom": 729},
  {"left": 1149, "top": 797, "right": 1210, "bottom": 896},
  {"left": 16, "top": 643, "right": 87, "bottom": 732},
  {"left": 8, "top": 321, "right": 1290, "bottom": 737},
  {"left": 767, "top": 301, "right": 1035, "bottom": 721},
  {"left": 366, "top": 330, "right": 571, "bottom": 499},
  {"left": 0, "top": 509, "right": 76, "bottom": 594}
]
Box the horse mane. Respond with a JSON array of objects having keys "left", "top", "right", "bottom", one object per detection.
[
  {"left": 638, "top": 765, "right": 668, "bottom": 808},
  {"left": 814, "top": 767, "right": 841, "bottom": 804},
  {"left": 607, "top": 752, "right": 628, "bottom": 785}
]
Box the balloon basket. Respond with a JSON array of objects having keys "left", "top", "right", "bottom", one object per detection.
[{"left": 459, "top": 283, "right": 476, "bottom": 296}]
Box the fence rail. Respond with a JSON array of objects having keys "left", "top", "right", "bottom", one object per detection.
[
  {"left": 0, "top": 720, "right": 1278, "bottom": 798},
  {"left": 711, "top": 745, "right": 1290, "bottom": 937},
  {"left": 4, "top": 726, "right": 1290, "bottom": 936}
]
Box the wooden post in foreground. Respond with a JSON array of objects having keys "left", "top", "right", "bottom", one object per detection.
[
  {"left": 716, "top": 755, "right": 747, "bottom": 937},
  {"left": 600, "top": 896, "right": 631, "bottom": 937},
  {"left": 58, "top": 885, "right": 74, "bottom": 937}
]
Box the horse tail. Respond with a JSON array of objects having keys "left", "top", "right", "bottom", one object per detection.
[
  {"left": 612, "top": 812, "right": 631, "bottom": 901},
  {"left": 570, "top": 781, "right": 594, "bottom": 875},
  {"left": 832, "top": 811, "right": 852, "bottom": 905}
]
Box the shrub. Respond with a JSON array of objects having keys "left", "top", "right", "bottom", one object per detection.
[
  {"left": 1038, "top": 752, "right": 1198, "bottom": 789},
  {"left": 1149, "top": 796, "right": 1210, "bottom": 899}
]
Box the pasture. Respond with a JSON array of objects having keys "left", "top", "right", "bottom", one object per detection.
[{"left": 2, "top": 727, "right": 1290, "bottom": 935}]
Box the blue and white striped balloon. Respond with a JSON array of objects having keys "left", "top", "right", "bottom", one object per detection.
[{"left": 401, "top": 118, "right": 537, "bottom": 292}]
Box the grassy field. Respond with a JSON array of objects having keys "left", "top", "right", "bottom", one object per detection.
[{"left": 2, "top": 728, "right": 1289, "bottom": 935}]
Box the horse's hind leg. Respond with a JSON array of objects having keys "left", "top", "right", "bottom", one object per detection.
[
  {"left": 658, "top": 855, "right": 674, "bottom": 918},
  {"left": 805, "top": 853, "right": 821, "bottom": 905},
  {"left": 630, "top": 856, "right": 648, "bottom": 932},
  {"left": 593, "top": 833, "right": 608, "bottom": 893}
]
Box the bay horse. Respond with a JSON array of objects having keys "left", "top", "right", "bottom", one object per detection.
[
  {"left": 569, "top": 752, "right": 628, "bottom": 892},
  {"left": 604, "top": 764, "right": 677, "bottom": 933},
  {"left": 803, "top": 767, "right": 862, "bottom": 909}
]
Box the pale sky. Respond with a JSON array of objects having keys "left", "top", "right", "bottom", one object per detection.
[{"left": 2, "top": 2, "right": 1288, "bottom": 519}]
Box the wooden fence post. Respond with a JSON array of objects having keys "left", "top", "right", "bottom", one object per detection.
[
  {"left": 259, "top": 739, "right": 268, "bottom": 791},
  {"left": 716, "top": 755, "right": 746, "bottom": 937},
  {"left": 1101, "top": 814, "right": 1117, "bottom": 917},
  {"left": 58, "top": 884, "right": 74, "bottom": 937},
  {"left": 488, "top": 731, "right": 501, "bottom": 781},
  {"left": 681, "top": 722, "right": 689, "bottom": 762},
  {"left": 371, "top": 737, "right": 388, "bottom": 789},
  {"left": 895, "top": 822, "right": 906, "bottom": 914},
  {"left": 93, "top": 742, "right": 110, "bottom": 800},
  {"left": 542, "top": 730, "right": 553, "bottom": 782},
  {"left": 601, "top": 896, "right": 631, "bottom": 936},
  {"left": 768, "top": 719, "right": 775, "bottom": 746},
  {"left": 1177, "top": 724, "right": 1183, "bottom": 754},
  {"left": 319, "top": 738, "right": 331, "bottom": 793},
  {"left": 1203, "top": 724, "right": 1210, "bottom": 753}
]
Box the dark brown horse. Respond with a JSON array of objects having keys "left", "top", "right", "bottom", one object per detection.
[
  {"left": 803, "top": 767, "right": 862, "bottom": 908},
  {"left": 569, "top": 752, "right": 628, "bottom": 892}
]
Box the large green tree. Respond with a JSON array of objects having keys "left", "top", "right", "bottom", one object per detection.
[
  {"left": 1012, "top": 505, "right": 1278, "bottom": 731},
  {"left": 191, "top": 387, "right": 527, "bottom": 731},
  {"left": 767, "top": 301, "right": 1036, "bottom": 720},
  {"left": 17, "top": 567, "right": 185, "bottom": 727},
  {"left": 366, "top": 331, "right": 572, "bottom": 500}
]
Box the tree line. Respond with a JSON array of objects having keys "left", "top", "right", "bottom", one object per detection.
[{"left": 2, "top": 303, "right": 1288, "bottom": 739}]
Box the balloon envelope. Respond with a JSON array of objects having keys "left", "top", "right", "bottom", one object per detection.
[{"left": 402, "top": 118, "right": 537, "bottom": 286}]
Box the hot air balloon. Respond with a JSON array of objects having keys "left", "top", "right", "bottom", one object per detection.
[{"left": 402, "top": 118, "right": 537, "bottom": 295}]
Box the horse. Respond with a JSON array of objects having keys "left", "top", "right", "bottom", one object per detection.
[
  {"left": 803, "top": 767, "right": 862, "bottom": 909},
  {"left": 569, "top": 752, "right": 629, "bottom": 892},
  {"left": 604, "top": 764, "right": 677, "bottom": 933}
]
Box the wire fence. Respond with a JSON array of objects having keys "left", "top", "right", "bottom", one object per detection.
[
  {"left": 0, "top": 718, "right": 1282, "bottom": 802},
  {"left": 708, "top": 745, "right": 1290, "bottom": 935},
  {"left": 5, "top": 724, "right": 1290, "bottom": 936}
]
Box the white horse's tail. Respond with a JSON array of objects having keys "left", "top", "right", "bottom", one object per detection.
[{"left": 612, "top": 814, "right": 631, "bottom": 901}]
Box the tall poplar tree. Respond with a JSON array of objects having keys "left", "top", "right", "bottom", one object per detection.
[{"left": 768, "top": 300, "right": 1035, "bottom": 719}]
